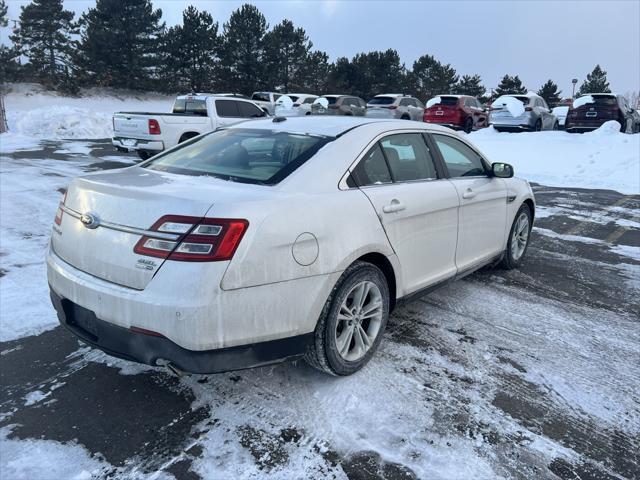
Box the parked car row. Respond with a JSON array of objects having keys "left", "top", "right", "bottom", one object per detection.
[{"left": 112, "top": 90, "right": 639, "bottom": 159}]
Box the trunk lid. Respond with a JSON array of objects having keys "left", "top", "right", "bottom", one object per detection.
[{"left": 52, "top": 167, "right": 221, "bottom": 290}]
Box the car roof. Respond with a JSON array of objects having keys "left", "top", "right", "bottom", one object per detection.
[
  {"left": 434, "top": 94, "right": 466, "bottom": 98},
  {"left": 176, "top": 94, "right": 253, "bottom": 101},
  {"left": 286, "top": 93, "right": 317, "bottom": 97},
  {"left": 580, "top": 92, "right": 617, "bottom": 97},
  {"left": 374, "top": 93, "right": 407, "bottom": 98},
  {"left": 225, "top": 116, "right": 452, "bottom": 137}
]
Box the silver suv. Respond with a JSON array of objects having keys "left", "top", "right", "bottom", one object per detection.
[
  {"left": 489, "top": 93, "right": 558, "bottom": 132},
  {"left": 366, "top": 94, "right": 425, "bottom": 121},
  {"left": 311, "top": 95, "right": 367, "bottom": 116}
]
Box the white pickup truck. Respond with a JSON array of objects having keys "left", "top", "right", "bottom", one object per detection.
[{"left": 112, "top": 94, "right": 267, "bottom": 159}]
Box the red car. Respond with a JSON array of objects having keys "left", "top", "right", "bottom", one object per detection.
[{"left": 423, "top": 95, "right": 488, "bottom": 133}]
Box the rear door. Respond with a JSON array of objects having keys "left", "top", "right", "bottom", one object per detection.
[
  {"left": 352, "top": 132, "right": 460, "bottom": 293},
  {"left": 430, "top": 133, "right": 508, "bottom": 271},
  {"left": 113, "top": 113, "right": 153, "bottom": 140}
]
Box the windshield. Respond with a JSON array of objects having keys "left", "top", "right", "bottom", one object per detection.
[
  {"left": 368, "top": 97, "right": 395, "bottom": 105},
  {"left": 173, "top": 99, "right": 208, "bottom": 116},
  {"left": 142, "top": 129, "right": 333, "bottom": 185}
]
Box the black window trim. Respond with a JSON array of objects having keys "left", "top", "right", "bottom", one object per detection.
[
  {"left": 427, "top": 131, "right": 491, "bottom": 179},
  {"left": 343, "top": 130, "right": 445, "bottom": 189}
]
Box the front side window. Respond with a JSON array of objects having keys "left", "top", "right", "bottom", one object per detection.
[
  {"left": 380, "top": 134, "right": 438, "bottom": 182},
  {"left": 433, "top": 134, "right": 486, "bottom": 178},
  {"left": 400, "top": 98, "right": 411, "bottom": 107},
  {"left": 349, "top": 144, "right": 392, "bottom": 187},
  {"left": 237, "top": 101, "right": 264, "bottom": 118},
  {"left": 142, "top": 129, "right": 332, "bottom": 185}
]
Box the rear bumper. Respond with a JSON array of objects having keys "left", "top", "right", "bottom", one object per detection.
[
  {"left": 423, "top": 120, "right": 463, "bottom": 130},
  {"left": 50, "top": 289, "right": 312, "bottom": 374},
  {"left": 491, "top": 124, "right": 533, "bottom": 132},
  {"left": 565, "top": 126, "right": 598, "bottom": 133},
  {"left": 112, "top": 136, "right": 164, "bottom": 152}
]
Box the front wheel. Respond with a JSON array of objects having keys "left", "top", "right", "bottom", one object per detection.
[
  {"left": 305, "top": 261, "right": 390, "bottom": 376},
  {"left": 501, "top": 204, "right": 532, "bottom": 269}
]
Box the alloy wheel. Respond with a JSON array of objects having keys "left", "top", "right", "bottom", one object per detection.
[
  {"left": 334, "top": 281, "right": 384, "bottom": 362},
  {"left": 511, "top": 212, "right": 530, "bottom": 260}
]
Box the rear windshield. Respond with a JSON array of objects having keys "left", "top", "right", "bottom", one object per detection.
[
  {"left": 590, "top": 96, "right": 617, "bottom": 106},
  {"left": 439, "top": 97, "right": 460, "bottom": 106},
  {"left": 288, "top": 95, "right": 299, "bottom": 102},
  {"left": 173, "top": 99, "right": 208, "bottom": 116},
  {"left": 368, "top": 97, "right": 395, "bottom": 105},
  {"left": 252, "top": 92, "right": 270, "bottom": 102},
  {"left": 142, "top": 129, "right": 333, "bottom": 185}
]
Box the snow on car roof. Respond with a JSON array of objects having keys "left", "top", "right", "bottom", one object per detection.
[{"left": 225, "top": 116, "right": 452, "bottom": 137}]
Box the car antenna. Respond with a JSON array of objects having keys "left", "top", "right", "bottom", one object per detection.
[{"left": 272, "top": 116, "right": 287, "bottom": 123}]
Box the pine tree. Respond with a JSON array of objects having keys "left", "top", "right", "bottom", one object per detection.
[
  {"left": 0, "top": 0, "right": 7, "bottom": 26},
  {"left": 578, "top": 65, "right": 611, "bottom": 95},
  {"left": 327, "top": 57, "right": 355, "bottom": 95},
  {"left": 298, "top": 50, "right": 330, "bottom": 93},
  {"left": 349, "top": 49, "right": 405, "bottom": 100},
  {"left": 494, "top": 74, "right": 527, "bottom": 96},
  {"left": 412, "top": 54, "right": 459, "bottom": 101},
  {"left": 77, "top": 0, "right": 164, "bottom": 89},
  {"left": 218, "top": 4, "right": 267, "bottom": 94},
  {"left": 161, "top": 6, "right": 219, "bottom": 92},
  {"left": 11, "top": 0, "right": 77, "bottom": 86},
  {"left": 0, "top": 0, "right": 21, "bottom": 83},
  {"left": 454, "top": 74, "right": 486, "bottom": 98},
  {"left": 537, "top": 79, "right": 562, "bottom": 107},
  {"left": 263, "top": 19, "right": 311, "bottom": 92}
]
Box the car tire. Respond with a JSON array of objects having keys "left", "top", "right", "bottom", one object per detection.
[
  {"left": 401, "top": 114, "right": 410, "bottom": 120},
  {"left": 136, "top": 150, "right": 151, "bottom": 161},
  {"left": 534, "top": 119, "right": 542, "bottom": 131},
  {"left": 305, "top": 261, "right": 390, "bottom": 376},
  {"left": 464, "top": 117, "right": 473, "bottom": 133},
  {"left": 501, "top": 204, "right": 533, "bottom": 270}
]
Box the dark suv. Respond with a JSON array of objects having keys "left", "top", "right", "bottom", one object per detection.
[
  {"left": 423, "top": 95, "right": 488, "bottom": 133},
  {"left": 566, "top": 93, "right": 640, "bottom": 133}
]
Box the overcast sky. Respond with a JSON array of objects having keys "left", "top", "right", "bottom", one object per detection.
[{"left": 2, "top": 0, "right": 639, "bottom": 95}]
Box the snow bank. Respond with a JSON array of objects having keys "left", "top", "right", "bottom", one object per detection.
[
  {"left": 2, "top": 83, "right": 173, "bottom": 139},
  {"left": 468, "top": 123, "right": 640, "bottom": 194},
  {"left": 491, "top": 95, "right": 525, "bottom": 117}
]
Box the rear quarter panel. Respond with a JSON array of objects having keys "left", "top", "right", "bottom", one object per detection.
[{"left": 219, "top": 189, "right": 394, "bottom": 290}]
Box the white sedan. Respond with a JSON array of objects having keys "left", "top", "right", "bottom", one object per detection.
[{"left": 47, "top": 117, "right": 535, "bottom": 376}]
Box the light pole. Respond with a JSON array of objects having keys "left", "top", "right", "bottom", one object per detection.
[{"left": 571, "top": 78, "right": 578, "bottom": 99}]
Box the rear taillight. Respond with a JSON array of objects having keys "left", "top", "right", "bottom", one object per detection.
[
  {"left": 148, "top": 119, "right": 161, "bottom": 135},
  {"left": 525, "top": 107, "right": 533, "bottom": 112},
  {"left": 54, "top": 191, "right": 67, "bottom": 226},
  {"left": 293, "top": 103, "right": 300, "bottom": 107},
  {"left": 134, "top": 215, "right": 248, "bottom": 262},
  {"left": 388, "top": 105, "right": 398, "bottom": 110}
]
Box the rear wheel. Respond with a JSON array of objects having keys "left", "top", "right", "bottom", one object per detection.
[
  {"left": 534, "top": 119, "right": 542, "bottom": 131},
  {"left": 401, "top": 114, "right": 410, "bottom": 120},
  {"left": 553, "top": 121, "right": 559, "bottom": 130},
  {"left": 464, "top": 117, "right": 473, "bottom": 133},
  {"left": 136, "top": 150, "right": 151, "bottom": 161},
  {"left": 305, "top": 261, "right": 390, "bottom": 376},
  {"left": 501, "top": 204, "right": 532, "bottom": 269}
]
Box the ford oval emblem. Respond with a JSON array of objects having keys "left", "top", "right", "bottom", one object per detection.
[{"left": 81, "top": 212, "right": 100, "bottom": 229}]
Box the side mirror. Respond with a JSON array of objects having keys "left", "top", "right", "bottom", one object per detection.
[{"left": 492, "top": 162, "right": 514, "bottom": 178}]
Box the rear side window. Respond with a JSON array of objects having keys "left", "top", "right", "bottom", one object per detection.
[
  {"left": 215, "top": 100, "right": 240, "bottom": 117},
  {"left": 325, "top": 97, "right": 338, "bottom": 105},
  {"left": 349, "top": 144, "right": 392, "bottom": 187},
  {"left": 400, "top": 98, "right": 412, "bottom": 107},
  {"left": 173, "top": 99, "right": 208, "bottom": 116},
  {"left": 143, "top": 129, "right": 332, "bottom": 185},
  {"left": 380, "top": 134, "right": 438, "bottom": 182},
  {"left": 433, "top": 134, "right": 486, "bottom": 178},
  {"left": 237, "top": 101, "right": 264, "bottom": 118}
]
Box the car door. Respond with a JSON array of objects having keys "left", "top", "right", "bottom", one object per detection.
[
  {"left": 430, "top": 133, "right": 508, "bottom": 272},
  {"left": 539, "top": 98, "right": 552, "bottom": 129},
  {"left": 350, "top": 132, "right": 460, "bottom": 293}
]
